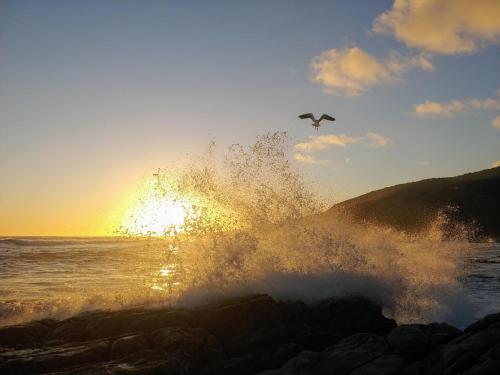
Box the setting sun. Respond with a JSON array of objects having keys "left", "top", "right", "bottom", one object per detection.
[{"left": 124, "top": 195, "right": 188, "bottom": 236}]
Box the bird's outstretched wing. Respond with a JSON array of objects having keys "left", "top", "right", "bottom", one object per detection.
[
  {"left": 319, "top": 114, "right": 335, "bottom": 122},
  {"left": 298, "top": 113, "right": 315, "bottom": 121}
]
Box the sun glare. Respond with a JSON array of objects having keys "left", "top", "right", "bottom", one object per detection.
[
  {"left": 129, "top": 196, "right": 187, "bottom": 236},
  {"left": 116, "top": 176, "right": 199, "bottom": 237}
]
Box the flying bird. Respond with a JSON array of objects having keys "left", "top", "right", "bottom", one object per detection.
[{"left": 298, "top": 113, "right": 335, "bottom": 130}]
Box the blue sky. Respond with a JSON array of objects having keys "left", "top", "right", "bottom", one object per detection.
[{"left": 0, "top": 0, "right": 499, "bottom": 235}]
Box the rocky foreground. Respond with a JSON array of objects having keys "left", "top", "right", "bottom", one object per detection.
[{"left": 0, "top": 295, "right": 499, "bottom": 374}]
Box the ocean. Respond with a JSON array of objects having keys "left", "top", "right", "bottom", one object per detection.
[{"left": 1, "top": 237, "right": 499, "bottom": 328}]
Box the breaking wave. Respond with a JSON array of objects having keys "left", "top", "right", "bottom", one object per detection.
[
  {"left": 118, "top": 132, "right": 474, "bottom": 326},
  {"left": 0, "top": 132, "right": 476, "bottom": 327}
]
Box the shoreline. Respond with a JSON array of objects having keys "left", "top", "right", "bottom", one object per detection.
[{"left": 1, "top": 294, "right": 499, "bottom": 374}]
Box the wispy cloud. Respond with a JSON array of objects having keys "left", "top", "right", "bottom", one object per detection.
[
  {"left": 414, "top": 100, "right": 466, "bottom": 118},
  {"left": 310, "top": 46, "right": 433, "bottom": 96},
  {"left": 366, "top": 132, "right": 392, "bottom": 147},
  {"left": 294, "top": 134, "right": 362, "bottom": 152},
  {"left": 492, "top": 115, "right": 500, "bottom": 129},
  {"left": 373, "top": 0, "right": 500, "bottom": 55},
  {"left": 294, "top": 153, "right": 327, "bottom": 165},
  {"left": 294, "top": 132, "right": 392, "bottom": 164},
  {"left": 417, "top": 160, "right": 430, "bottom": 166},
  {"left": 413, "top": 91, "right": 500, "bottom": 118}
]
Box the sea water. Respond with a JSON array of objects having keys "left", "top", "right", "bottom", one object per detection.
[{"left": 0, "top": 237, "right": 498, "bottom": 328}]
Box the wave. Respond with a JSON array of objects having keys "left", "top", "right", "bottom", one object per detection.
[
  {"left": 113, "top": 133, "right": 475, "bottom": 327},
  {"left": 0, "top": 237, "right": 129, "bottom": 247},
  {"left": 0, "top": 133, "right": 478, "bottom": 328}
]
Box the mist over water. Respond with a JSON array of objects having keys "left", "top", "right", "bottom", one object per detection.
[{"left": 0, "top": 133, "right": 486, "bottom": 328}]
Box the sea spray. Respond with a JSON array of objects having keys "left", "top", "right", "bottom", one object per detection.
[
  {"left": 0, "top": 133, "right": 475, "bottom": 327},
  {"left": 120, "top": 132, "right": 474, "bottom": 326}
]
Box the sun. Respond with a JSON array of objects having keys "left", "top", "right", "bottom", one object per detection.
[
  {"left": 126, "top": 195, "right": 188, "bottom": 236},
  {"left": 116, "top": 176, "right": 199, "bottom": 237}
]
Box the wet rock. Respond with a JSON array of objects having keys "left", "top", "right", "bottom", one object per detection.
[
  {"left": 464, "top": 312, "right": 500, "bottom": 334},
  {"left": 110, "top": 334, "right": 148, "bottom": 359},
  {"left": 462, "top": 358, "right": 500, "bottom": 375},
  {"left": 309, "top": 296, "right": 397, "bottom": 336},
  {"left": 387, "top": 325, "right": 429, "bottom": 361},
  {"left": 258, "top": 343, "right": 303, "bottom": 370},
  {"left": 0, "top": 321, "right": 54, "bottom": 348},
  {"left": 261, "top": 333, "right": 392, "bottom": 375},
  {"left": 293, "top": 328, "right": 341, "bottom": 351},
  {"left": 349, "top": 354, "right": 405, "bottom": 375},
  {"left": 426, "top": 313, "right": 500, "bottom": 374},
  {"left": 151, "top": 327, "right": 205, "bottom": 353},
  {"left": 387, "top": 322, "right": 462, "bottom": 362},
  {"left": 0, "top": 338, "right": 109, "bottom": 373},
  {"left": 0, "top": 294, "right": 496, "bottom": 375},
  {"left": 192, "top": 294, "right": 280, "bottom": 339}
]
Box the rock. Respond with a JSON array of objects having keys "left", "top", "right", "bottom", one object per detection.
[
  {"left": 462, "top": 358, "right": 500, "bottom": 375},
  {"left": 422, "top": 322, "right": 462, "bottom": 347},
  {"left": 349, "top": 354, "right": 405, "bottom": 375},
  {"left": 387, "top": 325, "right": 429, "bottom": 361},
  {"left": 0, "top": 321, "right": 54, "bottom": 348},
  {"left": 0, "top": 338, "right": 109, "bottom": 373},
  {"left": 293, "top": 328, "right": 341, "bottom": 351},
  {"left": 110, "top": 334, "right": 148, "bottom": 359},
  {"left": 309, "top": 296, "right": 397, "bottom": 336},
  {"left": 192, "top": 294, "right": 280, "bottom": 340},
  {"left": 151, "top": 327, "right": 205, "bottom": 353},
  {"left": 258, "top": 343, "right": 303, "bottom": 370},
  {"left": 464, "top": 312, "right": 500, "bottom": 334},
  {"left": 427, "top": 315, "right": 500, "bottom": 374},
  {"left": 200, "top": 334, "right": 226, "bottom": 364},
  {"left": 1, "top": 294, "right": 496, "bottom": 375},
  {"left": 263, "top": 333, "right": 393, "bottom": 375}
]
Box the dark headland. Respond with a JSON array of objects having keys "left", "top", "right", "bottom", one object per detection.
[
  {"left": 1, "top": 294, "right": 499, "bottom": 374},
  {"left": 328, "top": 166, "right": 500, "bottom": 240}
]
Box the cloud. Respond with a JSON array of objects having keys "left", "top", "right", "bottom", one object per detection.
[
  {"left": 491, "top": 160, "right": 500, "bottom": 168},
  {"left": 294, "top": 133, "right": 391, "bottom": 164},
  {"left": 373, "top": 0, "right": 500, "bottom": 55},
  {"left": 366, "top": 132, "right": 392, "bottom": 147},
  {"left": 414, "top": 100, "right": 465, "bottom": 117},
  {"left": 492, "top": 115, "right": 500, "bottom": 129},
  {"left": 417, "top": 160, "right": 430, "bottom": 166},
  {"left": 310, "top": 46, "right": 433, "bottom": 96},
  {"left": 294, "top": 153, "right": 326, "bottom": 164},
  {"left": 413, "top": 91, "right": 500, "bottom": 118},
  {"left": 294, "top": 134, "right": 362, "bottom": 152}
]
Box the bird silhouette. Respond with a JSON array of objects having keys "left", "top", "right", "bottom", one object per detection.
[{"left": 298, "top": 113, "right": 335, "bottom": 130}]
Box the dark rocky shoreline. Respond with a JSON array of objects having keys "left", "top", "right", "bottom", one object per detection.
[{"left": 0, "top": 294, "right": 498, "bottom": 374}]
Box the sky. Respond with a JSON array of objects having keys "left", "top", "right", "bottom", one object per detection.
[{"left": 0, "top": 0, "right": 499, "bottom": 236}]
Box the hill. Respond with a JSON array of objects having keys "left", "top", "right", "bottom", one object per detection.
[{"left": 327, "top": 167, "right": 500, "bottom": 239}]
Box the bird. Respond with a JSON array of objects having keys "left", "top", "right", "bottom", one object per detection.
[{"left": 298, "top": 113, "right": 335, "bottom": 130}]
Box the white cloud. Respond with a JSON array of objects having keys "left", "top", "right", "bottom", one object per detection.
[
  {"left": 492, "top": 115, "right": 500, "bottom": 129},
  {"left": 413, "top": 91, "right": 500, "bottom": 118},
  {"left": 414, "top": 100, "right": 465, "bottom": 117},
  {"left": 294, "top": 134, "right": 361, "bottom": 152},
  {"left": 294, "top": 153, "right": 326, "bottom": 164},
  {"left": 366, "top": 132, "right": 392, "bottom": 147},
  {"left": 310, "top": 46, "right": 433, "bottom": 96},
  {"left": 294, "top": 133, "right": 391, "bottom": 165},
  {"left": 373, "top": 0, "right": 500, "bottom": 55},
  {"left": 491, "top": 160, "right": 500, "bottom": 168},
  {"left": 417, "top": 160, "right": 430, "bottom": 166}
]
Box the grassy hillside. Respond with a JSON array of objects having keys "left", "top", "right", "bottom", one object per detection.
[{"left": 328, "top": 167, "right": 500, "bottom": 239}]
